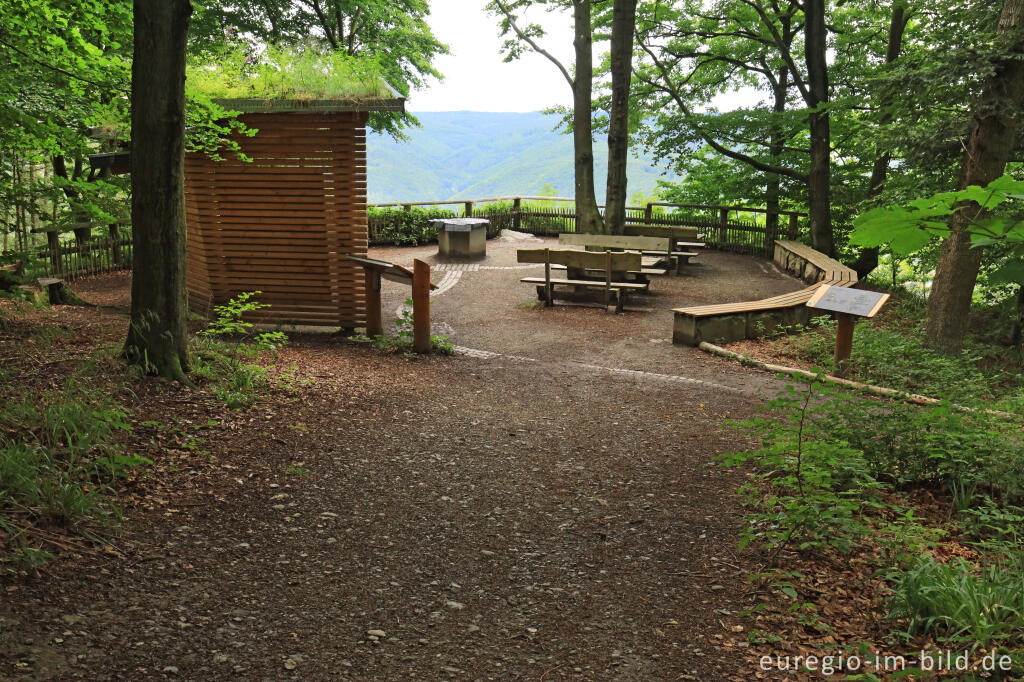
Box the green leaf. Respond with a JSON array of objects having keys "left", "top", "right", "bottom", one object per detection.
[{"left": 989, "top": 259, "right": 1024, "bottom": 285}]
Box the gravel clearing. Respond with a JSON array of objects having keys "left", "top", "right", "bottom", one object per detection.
[{"left": 1, "top": 239, "right": 805, "bottom": 681}]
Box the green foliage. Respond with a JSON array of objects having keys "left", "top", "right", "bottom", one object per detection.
[
  {"left": 368, "top": 207, "right": 455, "bottom": 246},
  {"left": 891, "top": 554, "right": 1024, "bottom": 651},
  {"left": 721, "top": 380, "right": 895, "bottom": 558},
  {"left": 829, "top": 401, "right": 1023, "bottom": 508},
  {"left": 726, "top": 365, "right": 1024, "bottom": 656},
  {"left": 0, "top": 384, "right": 143, "bottom": 573},
  {"left": 788, "top": 322, "right": 1014, "bottom": 405},
  {"left": 852, "top": 174, "right": 1024, "bottom": 255},
  {"left": 352, "top": 299, "right": 454, "bottom": 355},
  {"left": 187, "top": 45, "right": 392, "bottom": 101},
  {"left": 192, "top": 292, "right": 289, "bottom": 408},
  {"left": 190, "top": 0, "right": 447, "bottom": 139}
]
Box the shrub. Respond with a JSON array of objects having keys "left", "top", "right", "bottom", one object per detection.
[
  {"left": 368, "top": 207, "right": 455, "bottom": 246},
  {"left": 192, "top": 291, "right": 288, "bottom": 407}
]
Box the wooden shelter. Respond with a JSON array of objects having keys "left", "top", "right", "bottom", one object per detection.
[{"left": 184, "top": 95, "right": 403, "bottom": 329}]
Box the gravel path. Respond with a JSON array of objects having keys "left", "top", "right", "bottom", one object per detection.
[{"left": 1, "top": 240, "right": 805, "bottom": 681}]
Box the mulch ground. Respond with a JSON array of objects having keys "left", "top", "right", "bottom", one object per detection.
[{"left": 0, "top": 243, "right": 900, "bottom": 680}]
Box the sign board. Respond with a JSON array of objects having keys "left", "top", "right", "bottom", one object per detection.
[
  {"left": 807, "top": 285, "right": 889, "bottom": 318},
  {"left": 346, "top": 255, "right": 436, "bottom": 289}
]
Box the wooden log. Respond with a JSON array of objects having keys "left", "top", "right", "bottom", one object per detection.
[{"left": 412, "top": 259, "right": 431, "bottom": 353}]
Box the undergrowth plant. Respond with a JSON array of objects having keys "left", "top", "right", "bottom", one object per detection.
[
  {"left": 352, "top": 299, "right": 454, "bottom": 356},
  {"left": 0, "top": 370, "right": 146, "bottom": 573},
  {"left": 891, "top": 553, "right": 1024, "bottom": 652},
  {"left": 725, "top": 371, "right": 1024, "bottom": 662},
  {"left": 191, "top": 291, "right": 288, "bottom": 408}
]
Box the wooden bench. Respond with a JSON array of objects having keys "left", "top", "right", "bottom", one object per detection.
[
  {"left": 558, "top": 233, "right": 675, "bottom": 278},
  {"left": 623, "top": 225, "right": 703, "bottom": 271},
  {"left": 773, "top": 240, "right": 857, "bottom": 285},
  {"left": 672, "top": 240, "right": 858, "bottom": 345},
  {"left": 518, "top": 248, "right": 648, "bottom": 313}
]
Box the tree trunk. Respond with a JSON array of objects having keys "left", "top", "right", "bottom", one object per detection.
[
  {"left": 1008, "top": 285, "right": 1024, "bottom": 346},
  {"left": 604, "top": 0, "right": 637, "bottom": 236},
  {"left": 765, "top": 65, "right": 790, "bottom": 238},
  {"left": 573, "top": 0, "right": 604, "bottom": 235},
  {"left": 851, "top": 1, "right": 909, "bottom": 278},
  {"left": 804, "top": 0, "right": 834, "bottom": 256},
  {"left": 124, "top": 0, "right": 193, "bottom": 381},
  {"left": 926, "top": 0, "right": 1024, "bottom": 353}
]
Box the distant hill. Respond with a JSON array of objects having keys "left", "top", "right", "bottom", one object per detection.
[{"left": 366, "top": 111, "right": 676, "bottom": 204}]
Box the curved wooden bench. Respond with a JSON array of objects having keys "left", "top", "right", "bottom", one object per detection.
[{"left": 672, "top": 241, "right": 857, "bottom": 345}]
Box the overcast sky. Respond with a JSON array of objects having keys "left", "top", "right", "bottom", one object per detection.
[
  {"left": 408, "top": 0, "right": 756, "bottom": 113},
  {"left": 408, "top": 0, "right": 577, "bottom": 113}
]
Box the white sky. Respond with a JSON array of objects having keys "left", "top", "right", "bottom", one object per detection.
[
  {"left": 409, "top": 0, "right": 577, "bottom": 112},
  {"left": 409, "top": 0, "right": 758, "bottom": 113}
]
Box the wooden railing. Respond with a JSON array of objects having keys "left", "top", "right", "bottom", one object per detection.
[
  {"left": 21, "top": 198, "right": 806, "bottom": 281},
  {"left": 367, "top": 196, "right": 806, "bottom": 257},
  {"left": 32, "top": 220, "right": 132, "bottom": 280}
]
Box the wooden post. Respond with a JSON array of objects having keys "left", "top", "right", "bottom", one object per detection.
[
  {"left": 644, "top": 203, "right": 653, "bottom": 224},
  {"left": 412, "top": 259, "right": 431, "bottom": 353},
  {"left": 604, "top": 250, "right": 612, "bottom": 311},
  {"left": 46, "top": 231, "right": 61, "bottom": 276},
  {"left": 543, "top": 248, "right": 552, "bottom": 305},
  {"left": 402, "top": 204, "right": 412, "bottom": 212},
  {"left": 513, "top": 197, "right": 522, "bottom": 231},
  {"left": 464, "top": 201, "right": 473, "bottom": 218},
  {"left": 109, "top": 222, "right": 122, "bottom": 267},
  {"left": 718, "top": 207, "right": 729, "bottom": 245},
  {"left": 364, "top": 268, "right": 383, "bottom": 337},
  {"left": 788, "top": 213, "right": 799, "bottom": 240},
  {"left": 834, "top": 312, "right": 855, "bottom": 376}
]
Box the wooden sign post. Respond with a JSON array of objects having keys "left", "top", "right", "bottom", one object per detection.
[
  {"left": 346, "top": 255, "right": 437, "bottom": 352},
  {"left": 412, "top": 259, "right": 431, "bottom": 354},
  {"left": 807, "top": 285, "right": 890, "bottom": 376}
]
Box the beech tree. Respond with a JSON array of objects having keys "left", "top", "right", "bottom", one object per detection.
[
  {"left": 925, "top": 0, "right": 1024, "bottom": 353},
  {"left": 489, "top": 0, "right": 604, "bottom": 234},
  {"left": 603, "top": 0, "right": 638, "bottom": 235},
  {"left": 633, "top": 0, "right": 817, "bottom": 244},
  {"left": 123, "top": 0, "right": 192, "bottom": 380}
]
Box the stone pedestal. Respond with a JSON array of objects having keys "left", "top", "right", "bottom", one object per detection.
[{"left": 433, "top": 218, "right": 490, "bottom": 260}]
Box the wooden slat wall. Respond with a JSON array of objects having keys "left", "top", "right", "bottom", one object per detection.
[{"left": 185, "top": 111, "right": 369, "bottom": 327}]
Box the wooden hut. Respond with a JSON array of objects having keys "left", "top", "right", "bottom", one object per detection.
[{"left": 184, "top": 95, "right": 403, "bottom": 329}]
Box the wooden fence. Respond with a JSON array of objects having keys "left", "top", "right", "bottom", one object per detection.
[
  {"left": 25, "top": 197, "right": 805, "bottom": 280},
  {"left": 367, "top": 196, "right": 805, "bottom": 258},
  {"left": 38, "top": 233, "right": 133, "bottom": 281}
]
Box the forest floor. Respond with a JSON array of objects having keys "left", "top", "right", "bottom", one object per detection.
[{"left": 0, "top": 240, "right": 898, "bottom": 681}]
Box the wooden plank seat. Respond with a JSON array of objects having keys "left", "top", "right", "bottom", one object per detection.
[
  {"left": 624, "top": 224, "right": 701, "bottom": 243},
  {"left": 551, "top": 263, "right": 665, "bottom": 282},
  {"left": 625, "top": 225, "right": 705, "bottom": 269},
  {"left": 774, "top": 239, "right": 857, "bottom": 284},
  {"left": 673, "top": 241, "right": 860, "bottom": 345},
  {"left": 558, "top": 233, "right": 678, "bottom": 276},
  {"left": 642, "top": 249, "right": 700, "bottom": 271},
  {"left": 518, "top": 248, "right": 646, "bottom": 313}
]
